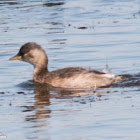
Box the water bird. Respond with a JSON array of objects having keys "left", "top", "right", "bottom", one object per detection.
[{"left": 10, "top": 42, "right": 121, "bottom": 89}]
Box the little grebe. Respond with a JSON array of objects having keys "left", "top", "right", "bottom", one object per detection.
[{"left": 10, "top": 42, "right": 121, "bottom": 89}]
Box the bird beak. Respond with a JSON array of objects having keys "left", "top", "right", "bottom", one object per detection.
[{"left": 9, "top": 55, "right": 22, "bottom": 60}]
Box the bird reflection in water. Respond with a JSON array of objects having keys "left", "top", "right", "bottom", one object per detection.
[
  {"left": 22, "top": 81, "right": 107, "bottom": 121},
  {"left": 20, "top": 74, "right": 139, "bottom": 124},
  {"left": 33, "top": 84, "right": 51, "bottom": 120}
]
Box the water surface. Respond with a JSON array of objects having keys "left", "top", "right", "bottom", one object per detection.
[{"left": 0, "top": 0, "right": 140, "bottom": 139}]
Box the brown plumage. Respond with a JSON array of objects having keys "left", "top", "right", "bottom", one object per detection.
[{"left": 10, "top": 42, "right": 121, "bottom": 89}]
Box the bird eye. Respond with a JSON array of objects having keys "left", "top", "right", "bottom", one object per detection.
[{"left": 18, "top": 51, "right": 23, "bottom": 56}]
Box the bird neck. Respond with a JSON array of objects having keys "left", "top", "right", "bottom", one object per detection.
[
  {"left": 33, "top": 59, "right": 49, "bottom": 77},
  {"left": 33, "top": 65, "right": 48, "bottom": 83},
  {"left": 34, "top": 66, "right": 48, "bottom": 75}
]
